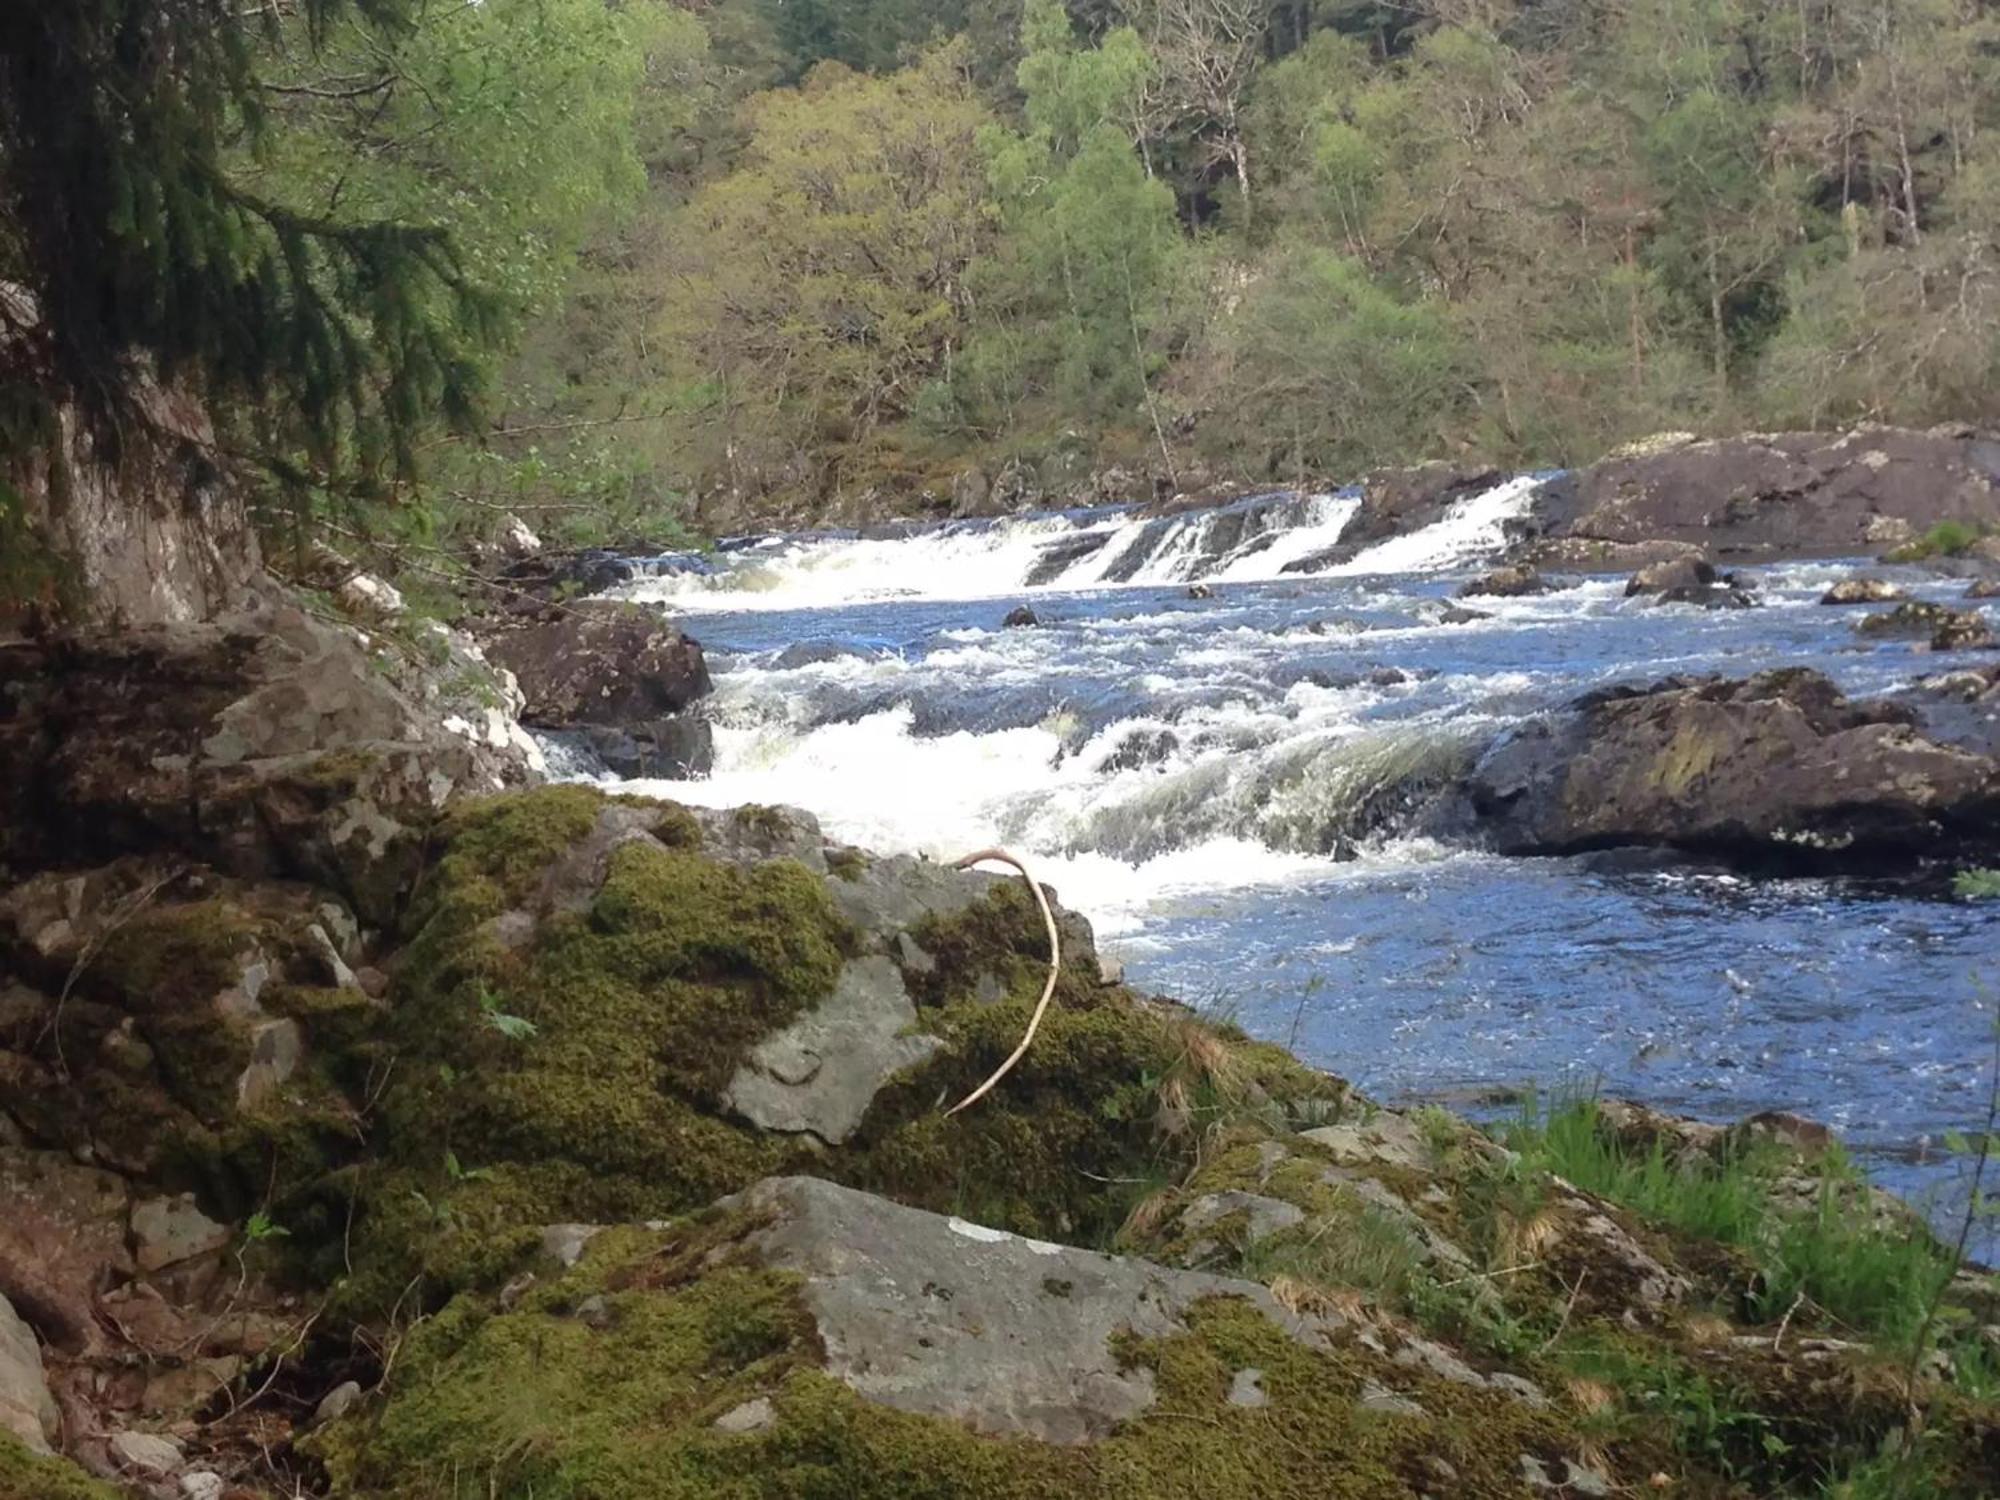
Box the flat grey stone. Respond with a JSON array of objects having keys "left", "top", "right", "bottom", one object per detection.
[
  {"left": 731, "top": 1176, "right": 1343, "bottom": 1445},
  {"left": 1179, "top": 1191, "right": 1305, "bottom": 1246},
  {"left": 1226, "top": 1368, "right": 1268, "bottom": 1408},
  {"left": 1301, "top": 1111, "right": 1432, "bottom": 1171},
  {"left": 0, "top": 1292, "right": 59, "bottom": 1455},
  {"left": 541, "top": 1223, "right": 603, "bottom": 1269},
  {"left": 109, "top": 1429, "right": 184, "bottom": 1475},
  {"left": 723, "top": 957, "right": 942, "bottom": 1144},
  {"left": 131, "top": 1194, "right": 231, "bottom": 1273},
  {"left": 713, "top": 1396, "right": 775, "bottom": 1433},
  {"left": 1359, "top": 1380, "right": 1425, "bottom": 1417},
  {"left": 180, "top": 1473, "right": 225, "bottom": 1500}
]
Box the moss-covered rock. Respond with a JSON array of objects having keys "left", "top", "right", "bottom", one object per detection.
[
  {"left": 0, "top": 1436, "right": 118, "bottom": 1500},
  {"left": 287, "top": 786, "right": 1311, "bottom": 1316},
  {"left": 312, "top": 1179, "right": 1582, "bottom": 1500}
]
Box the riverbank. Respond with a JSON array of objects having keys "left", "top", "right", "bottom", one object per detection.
[{"left": 2, "top": 763, "right": 1994, "bottom": 1497}]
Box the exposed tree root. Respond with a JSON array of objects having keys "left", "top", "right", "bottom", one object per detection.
[{"left": 945, "top": 848, "right": 1061, "bottom": 1116}]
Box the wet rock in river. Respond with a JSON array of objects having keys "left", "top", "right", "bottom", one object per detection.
[
  {"left": 1821, "top": 577, "right": 1905, "bottom": 605},
  {"left": 1466, "top": 667, "right": 2000, "bottom": 864},
  {"left": 1458, "top": 564, "right": 1552, "bottom": 598}
]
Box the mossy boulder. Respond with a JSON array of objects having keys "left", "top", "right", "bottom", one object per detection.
[
  {"left": 311, "top": 1178, "right": 1581, "bottom": 1499},
  {"left": 248, "top": 785, "right": 1343, "bottom": 1320}
]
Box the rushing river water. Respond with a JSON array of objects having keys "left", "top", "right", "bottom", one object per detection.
[{"left": 580, "top": 480, "right": 2000, "bottom": 1231}]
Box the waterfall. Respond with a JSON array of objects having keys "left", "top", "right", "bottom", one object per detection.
[{"left": 617, "top": 476, "right": 1547, "bottom": 612}]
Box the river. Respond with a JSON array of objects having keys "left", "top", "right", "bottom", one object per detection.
[{"left": 571, "top": 479, "right": 2000, "bottom": 1234}]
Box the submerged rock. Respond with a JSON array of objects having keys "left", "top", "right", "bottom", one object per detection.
[
  {"left": 1857, "top": 599, "right": 1997, "bottom": 650},
  {"left": 1466, "top": 668, "right": 2000, "bottom": 863}
]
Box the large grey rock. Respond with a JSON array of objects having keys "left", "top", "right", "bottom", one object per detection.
[
  {"left": 722, "top": 957, "right": 943, "bottom": 1144},
  {"left": 1529, "top": 428, "right": 2000, "bottom": 560},
  {"left": 1466, "top": 668, "right": 2000, "bottom": 863},
  {"left": 0, "top": 605, "right": 539, "bottom": 921},
  {"left": 484, "top": 600, "right": 712, "bottom": 731},
  {"left": 0, "top": 1291, "right": 59, "bottom": 1455},
  {"left": 729, "top": 1176, "right": 1345, "bottom": 1444}
]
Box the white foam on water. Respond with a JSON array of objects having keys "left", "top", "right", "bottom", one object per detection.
[
  {"left": 613, "top": 478, "right": 1545, "bottom": 613},
  {"left": 1327, "top": 475, "right": 1546, "bottom": 576}
]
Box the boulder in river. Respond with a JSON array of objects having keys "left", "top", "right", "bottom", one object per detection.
[
  {"left": 1821, "top": 578, "right": 1905, "bottom": 605},
  {"left": 485, "top": 599, "right": 711, "bottom": 727},
  {"left": 1457, "top": 564, "right": 1552, "bottom": 598},
  {"left": 1856, "top": 600, "right": 1996, "bottom": 649},
  {"left": 1001, "top": 605, "right": 1041, "bottom": 627},
  {"left": 1648, "top": 583, "right": 1756, "bottom": 610},
  {"left": 1624, "top": 555, "right": 1719, "bottom": 595},
  {"left": 1466, "top": 667, "right": 2000, "bottom": 863},
  {"left": 483, "top": 599, "right": 715, "bottom": 778},
  {"left": 1525, "top": 428, "right": 2000, "bottom": 560},
  {"left": 1625, "top": 555, "right": 1754, "bottom": 610},
  {"left": 1967, "top": 578, "right": 2000, "bottom": 599}
]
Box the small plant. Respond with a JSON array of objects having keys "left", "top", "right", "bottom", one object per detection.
[
  {"left": 243, "top": 1210, "right": 290, "bottom": 1244},
  {"left": 1886, "top": 519, "right": 1987, "bottom": 561},
  {"left": 1953, "top": 867, "right": 2000, "bottom": 899},
  {"left": 477, "top": 983, "right": 539, "bottom": 1042}
]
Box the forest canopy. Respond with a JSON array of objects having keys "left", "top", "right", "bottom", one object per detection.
[{"left": 7, "top": 0, "right": 2000, "bottom": 541}]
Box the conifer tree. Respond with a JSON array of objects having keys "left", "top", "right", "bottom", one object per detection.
[{"left": 0, "top": 1, "right": 499, "bottom": 482}]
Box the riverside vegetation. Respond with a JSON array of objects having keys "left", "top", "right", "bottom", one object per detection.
[{"left": 15, "top": 0, "right": 2000, "bottom": 562}]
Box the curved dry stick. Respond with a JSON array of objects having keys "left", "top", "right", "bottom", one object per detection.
[{"left": 945, "top": 847, "right": 1061, "bottom": 1116}]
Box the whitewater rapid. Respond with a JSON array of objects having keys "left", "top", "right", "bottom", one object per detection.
[
  {"left": 574, "top": 476, "right": 2000, "bottom": 1228},
  {"left": 618, "top": 476, "right": 1543, "bottom": 613}
]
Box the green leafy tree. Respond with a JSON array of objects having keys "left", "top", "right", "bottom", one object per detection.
[{"left": 656, "top": 48, "right": 998, "bottom": 501}]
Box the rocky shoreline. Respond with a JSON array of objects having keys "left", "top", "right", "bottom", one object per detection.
[{"left": 3, "top": 424, "right": 1999, "bottom": 1497}]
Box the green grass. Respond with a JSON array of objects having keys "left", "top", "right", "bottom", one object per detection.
[
  {"left": 1885, "top": 519, "right": 1988, "bottom": 561},
  {"left": 1501, "top": 1098, "right": 1961, "bottom": 1350},
  {"left": 1505, "top": 1097, "right": 1776, "bottom": 1244}
]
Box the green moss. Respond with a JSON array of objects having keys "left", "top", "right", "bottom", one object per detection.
[
  {"left": 332, "top": 802, "right": 856, "bottom": 1313},
  {"left": 0, "top": 1436, "right": 119, "bottom": 1500},
  {"left": 264, "top": 984, "right": 386, "bottom": 1073},
  {"left": 93, "top": 900, "right": 267, "bottom": 1013},
  {"left": 416, "top": 784, "right": 612, "bottom": 918},
  {"left": 313, "top": 1231, "right": 1581, "bottom": 1500}
]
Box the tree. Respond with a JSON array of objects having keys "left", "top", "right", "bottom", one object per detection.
[
  {"left": 655, "top": 49, "right": 997, "bottom": 500},
  {"left": 1133, "top": 0, "right": 1268, "bottom": 220},
  {"left": 0, "top": 1, "right": 479, "bottom": 482},
  {"left": 0, "top": 0, "right": 661, "bottom": 495},
  {"left": 1194, "top": 242, "right": 1468, "bottom": 477}
]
